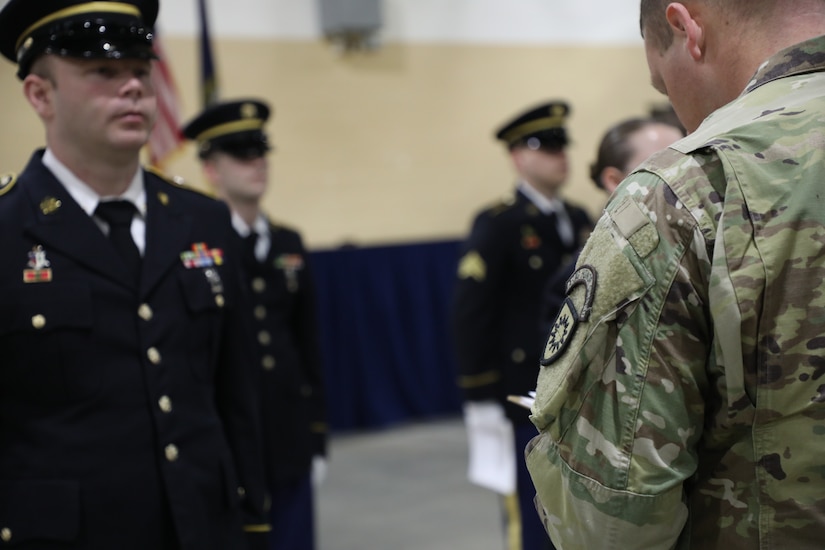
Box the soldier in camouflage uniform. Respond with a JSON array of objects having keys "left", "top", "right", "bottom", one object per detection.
[{"left": 526, "top": 0, "right": 825, "bottom": 548}]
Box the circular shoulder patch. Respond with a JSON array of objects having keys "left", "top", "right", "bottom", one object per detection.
[
  {"left": 540, "top": 297, "right": 580, "bottom": 366},
  {"left": 0, "top": 172, "right": 18, "bottom": 196}
]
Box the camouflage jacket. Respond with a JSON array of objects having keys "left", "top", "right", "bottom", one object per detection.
[{"left": 527, "top": 35, "right": 825, "bottom": 549}]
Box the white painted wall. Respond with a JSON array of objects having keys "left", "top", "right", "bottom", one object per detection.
[{"left": 157, "top": 0, "right": 643, "bottom": 45}]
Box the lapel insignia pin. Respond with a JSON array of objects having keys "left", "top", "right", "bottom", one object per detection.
[
  {"left": 23, "top": 245, "right": 53, "bottom": 283},
  {"left": 40, "top": 196, "right": 62, "bottom": 215},
  {"left": 181, "top": 243, "right": 224, "bottom": 269},
  {"left": 157, "top": 192, "right": 170, "bottom": 206}
]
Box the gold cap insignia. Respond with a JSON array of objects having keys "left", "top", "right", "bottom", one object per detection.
[
  {"left": 17, "top": 36, "right": 34, "bottom": 63},
  {"left": 241, "top": 102, "right": 258, "bottom": 119}
]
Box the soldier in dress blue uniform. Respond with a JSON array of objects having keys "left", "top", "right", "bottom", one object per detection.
[
  {"left": 0, "top": 2, "right": 270, "bottom": 549},
  {"left": 451, "top": 101, "right": 592, "bottom": 550},
  {"left": 182, "top": 99, "right": 328, "bottom": 550}
]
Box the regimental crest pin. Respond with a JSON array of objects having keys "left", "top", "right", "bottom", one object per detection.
[
  {"left": 521, "top": 225, "right": 541, "bottom": 249},
  {"left": 180, "top": 243, "right": 224, "bottom": 268},
  {"left": 23, "top": 245, "right": 53, "bottom": 283},
  {"left": 275, "top": 253, "right": 304, "bottom": 293}
]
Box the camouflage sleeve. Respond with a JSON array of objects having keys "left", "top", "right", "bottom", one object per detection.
[{"left": 525, "top": 167, "right": 712, "bottom": 549}]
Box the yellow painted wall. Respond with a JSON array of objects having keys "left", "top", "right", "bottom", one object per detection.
[{"left": 0, "top": 39, "right": 665, "bottom": 249}]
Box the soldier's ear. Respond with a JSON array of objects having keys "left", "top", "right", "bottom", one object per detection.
[
  {"left": 22, "top": 72, "right": 55, "bottom": 120},
  {"left": 665, "top": 2, "right": 705, "bottom": 61},
  {"left": 203, "top": 158, "right": 219, "bottom": 183},
  {"left": 599, "top": 166, "right": 625, "bottom": 194}
]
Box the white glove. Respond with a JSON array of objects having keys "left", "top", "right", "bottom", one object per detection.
[
  {"left": 463, "top": 401, "right": 516, "bottom": 495},
  {"left": 311, "top": 455, "right": 328, "bottom": 489}
]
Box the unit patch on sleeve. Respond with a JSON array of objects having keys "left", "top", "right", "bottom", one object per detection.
[{"left": 541, "top": 265, "right": 598, "bottom": 366}]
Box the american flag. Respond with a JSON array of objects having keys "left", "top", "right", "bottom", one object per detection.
[{"left": 147, "top": 29, "right": 184, "bottom": 168}]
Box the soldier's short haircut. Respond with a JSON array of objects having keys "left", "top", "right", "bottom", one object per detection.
[
  {"left": 28, "top": 56, "right": 55, "bottom": 86},
  {"left": 640, "top": 0, "right": 776, "bottom": 53},
  {"left": 639, "top": 0, "right": 673, "bottom": 53}
]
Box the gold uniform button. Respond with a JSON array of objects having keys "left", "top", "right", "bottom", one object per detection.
[
  {"left": 529, "top": 255, "right": 543, "bottom": 270},
  {"left": 147, "top": 347, "right": 161, "bottom": 365},
  {"left": 159, "top": 396, "right": 173, "bottom": 413},
  {"left": 254, "top": 305, "right": 267, "bottom": 320},
  {"left": 138, "top": 303, "right": 153, "bottom": 321},
  {"left": 31, "top": 314, "right": 46, "bottom": 329},
  {"left": 258, "top": 331, "right": 271, "bottom": 346},
  {"left": 237, "top": 486, "right": 246, "bottom": 498},
  {"left": 262, "top": 355, "right": 276, "bottom": 370},
  {"left": 0, "top": 528, "right": 11, "bottom": 542},
  {"left": 165, "top": 444, "right": 179, "bottom": 462},
  {"left": 215, "top": 294, "right": 225, "bottom": 308},
  {"left": 511, "top": 348, "right": 526, "bottom": 363},
  {"left": 252, "top": 278, "right": 266, "bottom": 293}
]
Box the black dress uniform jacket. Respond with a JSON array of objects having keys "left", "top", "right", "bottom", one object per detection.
[
  {"left": 452, "top": 188, "right": 592, "bottom": 422},
  {"left": 0, "top": 151, "right": 267, "bottom": 550},
  {"left": 241, "top": 222, "right": 327, "bottom": 484}
]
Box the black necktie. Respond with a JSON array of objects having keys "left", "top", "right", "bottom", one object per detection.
[
  {"left": 95, "top": 201, "right": 141, "bottom": 283},
  {"left": 243, "top": 232, "right": 259, "bottom": 263}
]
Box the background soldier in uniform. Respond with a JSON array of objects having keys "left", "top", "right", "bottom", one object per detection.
[
  {"left": 0, "top": 1, "right": 269, "bottom": 549},
  {"left": 451, "top": 101, "right": 592, "bottom": 550},
  {"left": 183, "top": 99, "right": 328, "bottom": 550},
  {"left": 527, "top": 0, "right": 825, "bottom": 548},
  {"left": 540, "top": 115, "right": 684, "bottom": 327}
]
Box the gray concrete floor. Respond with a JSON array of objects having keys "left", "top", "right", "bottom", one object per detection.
[{"left": 317, "top": 416, "right": 505, "bottom": 550}]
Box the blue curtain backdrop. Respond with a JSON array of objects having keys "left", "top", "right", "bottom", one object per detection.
[{"left": 309, "top": 239, "right": 464, "bottom": 433}]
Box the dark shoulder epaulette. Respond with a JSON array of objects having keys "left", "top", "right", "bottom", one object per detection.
[
  {"left": 0, "top": 172, "right": 18, "bottom": 197},
  {"left": 268, "top": 217, "right": 299, "bottom": 235},
  {"left": 487, "top": 194, "right": 517, "bottom": 217},
  {"left": 145, "top": 166, "right": 218, "bottom": 200}
]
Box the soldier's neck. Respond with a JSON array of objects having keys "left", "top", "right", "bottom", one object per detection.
[
  {"left": 229, "top": 199, "right": 261, "bottom": 228},
  {"left": 48, "top": 143, "right": 140, "bottom": 197}
]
